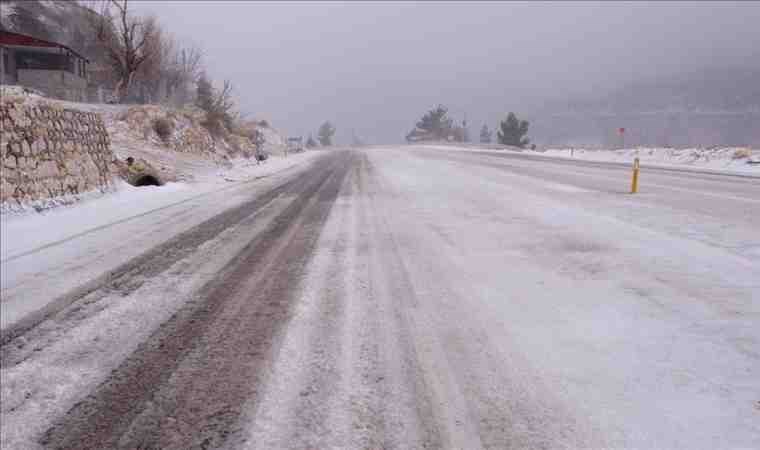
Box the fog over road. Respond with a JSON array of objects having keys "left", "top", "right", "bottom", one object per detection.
[{"left": 2, "top": 148, "right": 758, "bottom": 449}]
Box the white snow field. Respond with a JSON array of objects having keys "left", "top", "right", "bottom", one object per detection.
[{"left": 1, "top": 146, "right": 758, "bottom": 449}]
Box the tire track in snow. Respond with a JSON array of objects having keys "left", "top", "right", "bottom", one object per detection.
[
  {"left": 38, "top": 151, "right": 351, "bottom": 450},
  {"left": 0, "top": 159, "right": 325, "bottom": 349},
  {"left": 235, "top": 156, "right": 358, "bottom": 449},
  {"left": 236, "top": 152, "right": 465, "bottom": 449}
]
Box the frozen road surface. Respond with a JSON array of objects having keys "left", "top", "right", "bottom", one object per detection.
[{"left": 2, "top": 147, "right": 759, "bottom": 449}]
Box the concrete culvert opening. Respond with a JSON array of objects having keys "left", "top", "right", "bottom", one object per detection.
[{"left": 133, "top": 174, "right": 162, "bottom": 187}]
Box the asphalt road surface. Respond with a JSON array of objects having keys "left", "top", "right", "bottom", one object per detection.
[{"left": 2, "top": 147, "right": 759, "bottom": 449}]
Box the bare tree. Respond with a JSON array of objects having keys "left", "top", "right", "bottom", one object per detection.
[
  {"left": 133, "top": 16, "right": 170, "bottom": 102},
  {"left": 214, "top": 80, "right": 238, "bottom": 132},
  {"left": 163, "top": 38, "right": 203, "bottom": 106},
  {"left": 197, "top": 77, "right": 237, "bottom": 137},
  {"left": 90, "top": 0, "right": 160, "bottom": 102}
]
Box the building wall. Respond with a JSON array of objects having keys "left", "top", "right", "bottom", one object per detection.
[
  {"left": 0, "top": 47, "right": 18, "bottom": 84},
  {"left": 16, "top": 68, "right": 88, "bottom": 102},
  {"left": 0, "top": 99, "right": 115, "bottom": 206}
]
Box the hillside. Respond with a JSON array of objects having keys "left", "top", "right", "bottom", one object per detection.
[
  {"left": 0, "top": 1, "right": 102, "bottom": 59},
  {"left": 531, "top": 67, "right": 760, "bottom": 147},
  {"left": 1, "top": 0, "right": 300, "bottom": 212},
  {"left": 560, "top": 67, "right": 760, "bottom": 114},
  {"left": 1, "top": 85, "right": 292, "bottom": 213}
]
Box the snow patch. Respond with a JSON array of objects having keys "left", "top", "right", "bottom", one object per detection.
[{"left": 541, "top": 182, "right": 591, "bottom": 193}]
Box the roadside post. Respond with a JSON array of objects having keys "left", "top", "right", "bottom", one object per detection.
[
  {"left": 253, "top": 129, "right": 265, "bottom": 165},
  {"left": 618, "top": 127, "right": 626, "bottom": 149},
  {"left": 631, "top": 157, "right": 640, "bottom": 193}
]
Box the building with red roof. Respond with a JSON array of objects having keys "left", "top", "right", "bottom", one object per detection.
[{"left": 1, "top": 30, "right": 89, "bottom": 101}]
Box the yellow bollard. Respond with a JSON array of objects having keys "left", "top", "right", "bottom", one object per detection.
[{"left": 631, "top": 157, "right": 640, "bottom": 193}]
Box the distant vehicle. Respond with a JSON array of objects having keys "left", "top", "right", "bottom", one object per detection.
[{"left": 288, "top": 137, "right": 305, "bottom": 153}]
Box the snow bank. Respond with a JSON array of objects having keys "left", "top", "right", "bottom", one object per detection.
[
  {"left": 418, "top": 144, "right": 759, "bottom": 175},
  {"left": 540, "top": 147, "right": 759, "bottom": 174},
  {"left": 1, "top": 151, "right": 323, "bottom": 260}
]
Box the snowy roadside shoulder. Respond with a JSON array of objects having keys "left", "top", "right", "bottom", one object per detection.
[
  {"left": 537, "top": 147, "right": 760, "bottom": 175},
  {"left": 415, "top": 143, "right": 524, "bottom": 155},
  {"left": 0, "top": 151, "right": 323, "bottom": 262},
  {"left": 415, "top": 144, "right": 760, "bottom": 176},
  {"left": 203, "top": 151, "right": 322, "bottom": 183}
]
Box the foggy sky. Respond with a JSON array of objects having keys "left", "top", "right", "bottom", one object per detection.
[{"left": 133, "top": 1, "right": 760, "bottom": 144}]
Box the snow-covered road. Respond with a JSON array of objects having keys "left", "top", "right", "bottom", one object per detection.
[{"left": 2, "top": 147, "right": 758, "bottom": 449}]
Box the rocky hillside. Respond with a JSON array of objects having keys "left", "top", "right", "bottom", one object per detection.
[
  {"left": 103, "top": 103, "right": 289, "bottom": 183},
  {"left": 1, "top": 0, "right": 118, "bottom": 92},
  {"left": 0, "top": 1, "right": 97, "bottom": 53},
  {"left": 0, "top": 0, "right": 300, "bottom": 217}
]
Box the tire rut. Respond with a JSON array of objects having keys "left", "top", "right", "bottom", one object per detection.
[
  {"left": 0, "top": 156, "right": 326, "bottom": 357},
  {"left": 38, "top": 151, "right": 353, "bottom": 450}
]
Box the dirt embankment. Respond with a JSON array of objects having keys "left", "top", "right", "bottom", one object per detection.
[
  {"left": 103, "top": 104, "right": 289, "bottom": 184},
  {"left": 1, "top": 87, "right": 290, "bottom": 212}
]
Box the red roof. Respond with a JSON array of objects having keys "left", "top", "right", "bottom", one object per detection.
[{"left": 0, "top": 30, "right": 88, "bottom": 61}]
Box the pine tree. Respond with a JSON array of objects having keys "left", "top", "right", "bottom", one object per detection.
[
  {"left": 479, "top": 124, "right": 492, "bottom": 143},
  {"left": 318, "top": 121, "right": 336, "bottom": 146},
  {"left": 409, "top": 105, "right": 453, "bottom": 141},
  {"left": 306, "top": 134, "right": 318, "bottom": 147},
  {"left": 497, "top": 112, "right": 530, "bottom": 148}
]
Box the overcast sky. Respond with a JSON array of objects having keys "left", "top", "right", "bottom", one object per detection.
[{"left": 133, "top": 1, "right": 760, "bottom": 144}]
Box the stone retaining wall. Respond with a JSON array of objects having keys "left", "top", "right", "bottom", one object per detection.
[{"left": 1, "top": 99, "right": 115, "bottom": 206}]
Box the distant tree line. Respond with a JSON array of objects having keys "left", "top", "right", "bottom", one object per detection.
[
  {"left": 407, "top": 104, "right": 531, "bottom": 149},
  {"left": 299, "top": 121, "right": 336, "bottom": 148},
  {"left": 318, "top": 121, "right": 336, "bottom": 146},
  {"left": 497, "top": 112, "right": 530, "bottom": 148}
]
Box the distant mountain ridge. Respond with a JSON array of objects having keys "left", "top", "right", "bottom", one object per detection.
[
  {"left": 527, "top": 67, "right": 760, "bottom": 147},
  {"left": 551, "top": 67, "right": 760, "bottom": 114}
]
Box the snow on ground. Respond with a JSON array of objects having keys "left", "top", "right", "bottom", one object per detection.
[
  {"left": 2, "top": 147, "right": 758, "bottom": 448},
  {"left": 542, "top": 146, "right": 759, "bottom": 173},
  {"left": 0, "top": 184, "right": 303, "bottom": 450},
  {"left": 1, "top": 151, "right": 319, "bottom": 245},
  {"left": 0, "top": 151, "right": 324, "bottom": 330},
  {"left": 419, "top": 144, "right": 760, "bottom": 175},
  {"left": 227, "top": 147, "right": 760, "bottom": 448},
  {"left": 364, "top": 148, "right": 760, "bottom": 448}
]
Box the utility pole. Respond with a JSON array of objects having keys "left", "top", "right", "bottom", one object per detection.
[
  {"left": 462, "top": 112, "right": 469, "bottom": 143},
  {"left": 618, "top": 127, "right": 626, "bottom": 149},
  {"left": 253, "top": 129, "right": 265, "bottom": 164}
]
